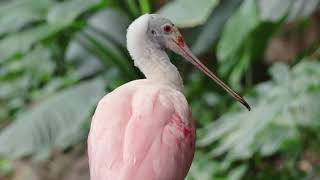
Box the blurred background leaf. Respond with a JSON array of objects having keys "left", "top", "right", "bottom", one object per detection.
[
  {"left": 191, "top": 0, "right": 244, "bottom": 55},
  {"left": 158, "top": 0, "right": 219, "bottom": 28},
  {"left": 0, "top": 78, "right": 105, "bottom": 160}
]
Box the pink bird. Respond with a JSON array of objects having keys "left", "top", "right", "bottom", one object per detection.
[{"left": 88, "top": 14, "right": 250, "bottom": 180}]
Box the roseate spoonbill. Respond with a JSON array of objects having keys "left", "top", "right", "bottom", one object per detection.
[{"left": 88, "top": 14, "right": 250, "bottom": 180}]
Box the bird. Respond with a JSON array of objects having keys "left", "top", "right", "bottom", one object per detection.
[{"left": 87, "top": 14, "right": 250, "bottom": 180}]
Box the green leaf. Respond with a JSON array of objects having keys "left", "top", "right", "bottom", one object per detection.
[
  {"left": 199, "top": 61, "right": 320, "bottom": 160},
  {"left": 197, "top": 112, "right": 243, "bottom": 147},
  {"left": 0, "top": 0, "right": 53, "bottom": 36},
  {"left": 79, "top": 29, "right": 136, "bottom": 79},
  {"left": 158, "top": 0, "right": 219, "bottom": 28},
  {"left": 257, "top": 123, "right": 298, "bottom": 156},
  {"left": 259, "top": 0, "right": 320, "bottom": 22},
  {"left": 0, "top": 23, "right": 65, "bottom": 62},
  {"left": 227, "top": 165, "right": 247, "bottom": 180},
  {"left": 88, "top": 9, "right": 131, "bottom": 47},
  {"left": 0, "top": 158, "right": 12, "bottom": 175},
  {"left": 0, "top": 46, "right": 54, "bottom": 86},
  {"left": 73, "top": 9, "right": 136, "bottom": 80},
  {"left": 228, "top": 43, "right": 251, "bottom": 90},
  {"left": 66, "top": 9, "right": 133, "bottom": 79},
  {"left": 217, "top": 0, "right": 260, "bottom": 62},
  {"left": 0, "top": 75, "right": 29, "bottom": 100},
  {"left": 258, "top": 0, "right": 292, "bottom": 22},
  {"left": 21, "top": 46, "right": 55, "bottom": 82},
  {"left": 187, "top": 152, "right": 222, "bottom": 180},
  {"left": 0, "top": 46, "right": 56, "bottom": 123},
  {"left": 191, "top": 0, "right": 244, "bottom": 55},
  {"left": 47, "top": 0, "right": 101, "bottom": 25},
  {"left": 269, "top": 63, "right": 290, "bottom": 84},
  {"left": 126, "top": 0, "right": 140, "bottom": 17},
  {"left": 287, "top": 0, "right": 320, "bottom": 21},
  {"left": 66, "top": 40, "right": 103, "bottom": 79},
  {"left": 139, "top": 0, "right": 151, "bottom": 14},
  {"left": 0, "top": 78, "right": 105, "bottom": 159}
]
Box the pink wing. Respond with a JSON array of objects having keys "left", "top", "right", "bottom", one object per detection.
[{"left": 88, "top": 81, "right": 195, "bottom": 180}]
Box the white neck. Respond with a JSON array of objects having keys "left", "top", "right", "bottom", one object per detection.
[{"left": 126, "top": 14, "right": 183, "bottom": 91}]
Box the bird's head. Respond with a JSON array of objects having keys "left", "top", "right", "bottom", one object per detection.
[
  {"left": 127, "top": 14, "right": 251, "bottom": 111},
  {"left": 146, "top": 14, "right": 185, "bottom": 51}
]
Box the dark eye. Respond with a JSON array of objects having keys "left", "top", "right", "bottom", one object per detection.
[
  {"left": 163, "top": 25, "right": 172, "bottom": 33},
  {"left": 151, "top": 30, "right": 156, "bottom": 35}
]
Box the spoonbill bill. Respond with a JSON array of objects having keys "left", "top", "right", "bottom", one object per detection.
[{"left": 88, "top": 14, "right": 250, "bottom": 180}]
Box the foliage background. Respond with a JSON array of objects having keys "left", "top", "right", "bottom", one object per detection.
[{"left": 0, "top": 0, "right": 319, "bottom": 180}]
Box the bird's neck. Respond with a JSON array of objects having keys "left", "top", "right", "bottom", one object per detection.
[{"left": 127, "top": 37, "right": 183, "bottom": 91}]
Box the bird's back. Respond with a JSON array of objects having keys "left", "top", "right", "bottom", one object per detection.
[{"left": 88, "top": 79, "right": 195, "bottom": 180}]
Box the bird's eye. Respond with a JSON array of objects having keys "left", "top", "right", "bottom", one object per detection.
[
  {"left": 163, "top": 25, "right": 172, "bottom": 33},
  {"left": 151, "top": 30, "right": 156, "bottom": 35}
]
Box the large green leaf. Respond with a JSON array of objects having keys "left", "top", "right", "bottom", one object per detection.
[
  {"left": 88, "top": 9, "right": 131, "bottom": 47},
  {"left": 69, "top": 8, "right": 136, "bottom": 80},
  {"left": 0, "top": 47, "right": 54, "bottom": 100},
  {"left": 259, "top": 0, "right": 320, "bottom": 22},
  {"left": 186, "top": 152, "right": 222, "bottom": 180},
  {"left": 287, "top": 0, "right": 320, "bottom": 21},
  {"left": 0, "top": 46, "right": 57, "bottom": 124},
  {"left": 258, "top": 0, "right": 292, "bottom": 22},
  {"left": 66, "top": 41, "right": 103, "bottom": 79},
  {"left": 158, "top": 0, "right": 219, "bottom": 28},
  {"left": 215, "top": 0, "right": 282, "bottom": 90},
  {"left": 191, "top": 0, "right": 244, "bottom": 55},
  {"left": 139, "top": 0, "right": 151, "bottom": 14},
  {"left": 217, "top": 0, "right": 260, "bottom": 62},
  {"left": 198, "top": 61, "right": 320, "bottom": 160},
  {"left": 21, "top": 47, "right": 55, "bottom": 83},
  {"left": 66, "top": 8, "right": 131, "bottom": 77},
  {"left": 78, "top": 29, "right": 135, "bottom": 78},
  {"left": 0, "top": 78, "right": 105, "bottom": 159},
  {"left": 47, "top": 0, "right": 101, "bottom": 25},
  {"left": 0, "top": 0, "right": 104, "bottom": 63},
  {"left": 0, "top": 24, "right": 65, "bottom": 62},
  {"left": 66, "top": 9, "right": 132, "bottom": 79},
  {"left": 0, "top": 0, "right": 53, "bottom": 36}
]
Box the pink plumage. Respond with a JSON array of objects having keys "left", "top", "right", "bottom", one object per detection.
[
  {"left": 88, "top": 80, "right": 195, "bottom": 180},
  {"left": 88, "top": 13, "right": 249, "bottom": 180}
]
